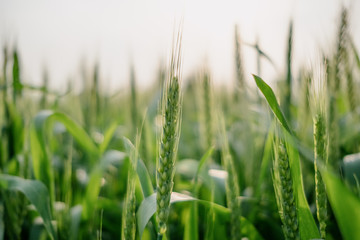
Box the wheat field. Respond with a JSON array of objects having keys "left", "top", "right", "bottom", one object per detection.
[{"left": 1, "top": 6, "right": 360, "bottom": 240}]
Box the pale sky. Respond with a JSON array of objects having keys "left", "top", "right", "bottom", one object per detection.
[{"left": 0, "top": 0, "right": 359, "bottom": 93}]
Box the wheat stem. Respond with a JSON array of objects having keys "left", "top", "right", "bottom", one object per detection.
[
  {"left": 219, "top": 116, "right": 241, "bottom": 240},
  {"left": 314, "top": 113, "right": 327, "bottom": 239},
  {"left": 121, "top": 136, "right": 140, "bottom": 240},
  {"left": 273, "top": 137, "right": 299, "bottom": 240},
  {"left": 156, "top": 30, "right": 182, "bottom": 237}
]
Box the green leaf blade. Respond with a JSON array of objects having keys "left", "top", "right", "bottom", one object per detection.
[
  {"left": 253, "top": 75, "right": 292, "bottom": 134},
  {"left": 321, "top": 169, "right": 360, "bottom": 240},
  {"left": 0, "top": 174, "right": 57, "bottom": 240}
]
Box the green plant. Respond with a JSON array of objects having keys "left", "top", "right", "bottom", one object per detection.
[
  {"left": 1, "top": 7, "right": 360, "bottom": 240},
  {"left": 311, "top": 63, "right": 328, "bottom": 239},
  {"left": 273, "top": 136, "right": 299, "bottom": 240},
  {"left": 219, "top": 116, "right": 241, "bottom": 240},
  {"left": 121, "top": 136, "right": 140, "bottom": 240},
  {"left": 156, "top": 31, "right": 183, "bottom": 239}
]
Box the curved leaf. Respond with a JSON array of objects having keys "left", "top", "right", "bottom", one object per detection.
[
  {"left": 30, "top": 110, "right": 99, "bottom": 204},
  {"left": 321, "top": 168, "right": 360, "bottom": 240},
  {"left": 137, "top": 192, "right": 262, "bottom": 239},
  {"left": 253, "top": 75, "right": 292, "bottom": 134},
  {"left": 33, "top": 110, "right": 99, "bottom": 156},
  {"left": 0, "top": 174, "right": 56, "bottom": 240},
  {"left": 99, "top": 122, "right": 118, "bottom": 154},
  {"left": 123, "top": 137, "right": 154, "bottom": 198}
]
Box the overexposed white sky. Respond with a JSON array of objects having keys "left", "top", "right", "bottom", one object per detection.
[{"left": 0, "top": 0, "right": 359, "bottom": 93}]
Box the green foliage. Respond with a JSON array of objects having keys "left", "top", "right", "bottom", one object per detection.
[
  {"left": 321, "top": 169, "right": 360, "bottom": 240},
  {"left": 30, "top": 110, "right": 99, "bottom": 205},
  {"left": 0, "top": 174, "right": 56, "bottom": 240},
  {"left": 2, "top": 7, "right": 360, "bottom": 240},
  {"left": 156, "top": 33, "right": 183, "bottom": 237},
  {"left": 121, "top": 136, "right": 139, "bottom": 240},
  {"left": 252, "top": 75, "right": 320, "bottom": 239},
  {"left": 313, "top": 113, "right": 328, "bottom": 239},
  {"left": 273, "top": 138, "right": 299, "bottom": 240},
  {"left": 253, "top": 75, "right": 292, "bottom": 134},
  {"left": 137, "top": 192, "right": 263, "bottom": 240}
]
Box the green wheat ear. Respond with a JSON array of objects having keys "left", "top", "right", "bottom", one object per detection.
[
  {"left": 283, "top": 20, "right": 293, "bottom": 120},
  {"left": 314, "top": 113, "right": 327, "bottom": 239},
  {"left": 156, "top": 29, "right": 183, "bottom": 238},
  {"left": 327, "top": 7, "right": 348, "bottom": 168},
  {"left": 219, "top": 115, "right": 241, "bottom": 240},
  {"left": 200, "top": 70, "right": 214, "bottom": 151},
  {"left": 234, "top": 25, "right": 246, "bottom": 100},
  {"left": 121, "top": 135, "right": 140, "bottom": 240},
  {"left": 311, "top": 61, "right": 328, "bottom": 239},
  {"left": 334, "top": 7, "right": 348, "bottom": 92},
  {"left": 130, "top": 64, "right": 138, "bottom": 140},
  {"left": 273, "top": 133, "right": 299, "bottom": 240}
]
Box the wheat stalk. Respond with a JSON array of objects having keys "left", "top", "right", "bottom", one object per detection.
[
  {"left": 283, "top": 21, "right": 293, "bottom": 120},
  {"left": 334, "top": 7, "right": 348, "bottom": 91},
  {"left": 219, "top": 115, "right": 241, "bottom": 240},
  {"left": 121, "top": 135, "right": 140, "bottom": 240},
  {"left": 311, "top": 60, "right": 328, "bottom": 239},
  {"left": 156, "top": 29, "right": 183, "bottom": 238},
  {"left": 327, "top": 8, "right": 348, "bottom": 168},
  {"left": 314, "top": 113, "right": 327, "bottom": 239},
  {"left": 234, "top": 25, "right": 245, "bottom": 99},
  {"left": 273, "top": 134, "right": 299, "bottom": 240},
  {"left": 200, "top": 70, "right": 214, "bottom": 150},
  {"left": 130, "top": 64, "right": 138, "bottom": 140}
]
